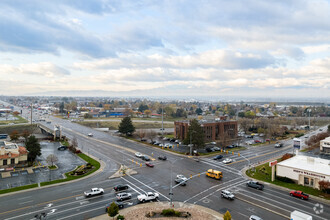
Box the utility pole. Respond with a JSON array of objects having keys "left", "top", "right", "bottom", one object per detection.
[
  {"left": 162, "top": 105, "right": 164, "bottom": 147},
  {"left": 31, "top": 103, "right": 33, "bottom": 125}
]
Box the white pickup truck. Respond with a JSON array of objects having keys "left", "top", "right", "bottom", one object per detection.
[
  {"left": 84, "top": 188, "right": 104, "bottom": 197},
  {"left": 137, "top": 192, "right": 159, "bottom": 203}
]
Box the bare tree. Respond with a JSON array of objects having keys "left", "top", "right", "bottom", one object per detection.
[
  {"left": 147, "top": 129, "right": 157, "bottom": 142},
  {"left": 137, "top": 129, "right": 146, "bottom": 141},
  {"left": 46, "top": 154, "right": 58, "bottom": 167},
  {"left": 69, "top": 136, "right": 78, "bottom": 153}
]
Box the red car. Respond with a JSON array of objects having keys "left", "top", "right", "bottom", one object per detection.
[
  {"left": 145, "top": 162, "right": 154, "bottom": 167},
  {"left": 254, "top": 140, "right": 261, "bottom": 143},
  {"left": 290, "top": 190, "right": 309, "bottom": 200}
]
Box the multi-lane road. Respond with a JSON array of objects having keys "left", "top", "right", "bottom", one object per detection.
[{"left": 0, "top": 106, "right": 329, "bottom": 220}]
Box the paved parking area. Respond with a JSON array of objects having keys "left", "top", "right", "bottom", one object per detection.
[{"left": 0, "top": 141, "right": 85, "bottom": 190}]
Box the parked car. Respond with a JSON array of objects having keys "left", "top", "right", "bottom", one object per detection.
[
  {"left": 135, "top": 152, "right": 143, "bottom": 158},
  {"left": 265, "top": 139, "right": 270, "bottom": 142},
  {"left": 149, "top": 141, "right": 156, "bottom": 145},
  {"left": 289, "top": 191, "right": 309, "bottom": 200},
  {"left": 213, "top": 155, "right": 223, "bottom": 160},
  {"left": 249, "top": 215, "right": 263, "bottom": 220},
  {"left": 221, "top": 190, "right": 235, "bottom": 200},
  {"left": 87, "top": 133, "right": 93, "bottom": 137},
  {"left": 84, "top": 188, "right": 104, "bottom": 197},
  {"left": 254, "top": 140, "right": 261, "bottom": 143},
  {"left": 116, "top": 192, "right": 132, "bottom": 201},
  {"left": 206, "top": 147, "right": 214, "bottom": 152},
  {"left": 57, "top": 145, "right": 67, "bottom": 151},
  {"left": 175, "top": 140, "right": 180, "bottom": 143},
  {"left": 114, "top": 184, "right": 129, "bottom": 192},
  {"left": 170, "top": 138, "right": 176, "bottom": 142},
  {"left": 158, "top": 155, "right": 167, "bottom": 160},
  {"left": 223, "top": 158, "right": 233, "bottom": 164},
  {"left": 226, "top": 145, "right": 234, "bottom": 148},
  {"left": 141, "top": 155, "right": 150, "bottom": 161},
  {"left": 105, "top": 201, "right": 124, "bottom": 212},
  {"left": 145, "top": 162, "right": 154, "bottom": 167},
  {"left": 213, "top": 147, "right": 221, "bottom": 151},
  {"left": 246, "top": 181, "right": 264, "bottom": 190}
]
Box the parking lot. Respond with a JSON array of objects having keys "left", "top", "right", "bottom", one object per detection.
[{"left": 0, "top": 142, "right": 85, "bottom": 190}]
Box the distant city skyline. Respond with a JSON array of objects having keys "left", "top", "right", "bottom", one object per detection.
[{"left": 0, "top": 1, "right": 329, "bottom": 99}]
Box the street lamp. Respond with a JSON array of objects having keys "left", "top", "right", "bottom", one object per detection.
[{"left": 307, "top": 108, "right": 311, "bottom": 130}]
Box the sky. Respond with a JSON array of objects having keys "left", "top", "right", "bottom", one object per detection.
[{"left": 0, "top": 0, "right": 330, "bottom": 100}]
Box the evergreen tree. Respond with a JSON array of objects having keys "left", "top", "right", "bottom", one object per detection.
[
  {"left": 26, "top": 135, "right": 41, "bottom": 162},
  {"left": 107, "top": 202, "right": 119, "bottom": 219},
  {"left": 223, "top": 210, "right": 231, "bottom": 220},
  {"left": 183, "top": 119, "right": 205, "bottom": 149},
  {"left": 118, "top": 117, "right": 135, "bottom": 136}
]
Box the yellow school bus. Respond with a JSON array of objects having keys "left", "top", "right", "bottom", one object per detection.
[{"left": 206, "top": 169, "right": 223, "bottom": 180}]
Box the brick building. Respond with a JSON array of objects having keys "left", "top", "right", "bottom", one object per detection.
[{"left": 174, "top": 118, "right": 238, "bottom": 143}]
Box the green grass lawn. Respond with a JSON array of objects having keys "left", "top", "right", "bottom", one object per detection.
[{"left": 246, "top": 160, "right": 329, "bottom": 200}]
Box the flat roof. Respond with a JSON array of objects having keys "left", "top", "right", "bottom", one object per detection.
[{"left": 277, "top": 155, "right": 330, "bottom": 176}]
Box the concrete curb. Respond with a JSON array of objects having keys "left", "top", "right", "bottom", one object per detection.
[
  {"left": 0, "top": 153, "right": 105, "bottom": 198},
  {"left": 242, "top": 164, "right": 330, "bottom": 205},
  {"left": 109, "top": 165, "right": 137, "bottom": 179},
  {"left": 89, "top": 201, "right": 223, "bottom": 220}
]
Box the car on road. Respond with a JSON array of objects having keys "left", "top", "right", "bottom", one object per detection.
[
  {"left": 116, "top": 192, "right": 132, "bottom": 201},
  {"left": 249, "top": 215, "right": 263, "bottom": 220},
  {"left": 113, "top": 184, "right": 129, "bottom": 192},
  {"left": 158, "top": 155, "right": 167, "bottom": 160},
  {"left": 137, "top": 192, "right": 159, "bottom": 203},
  {"left": 135, "top": 152, "right": 143, "bottom": 158},
  {"left": 275, "top": 142, "right": 283, "bottom": 148},
  {"left": 87, "top": 133, "right": 93, "bottom": 137},
  {"left": 141, "top": 155, "right": 150, "bottom": 161},
  {"left": 145, "top": 162, "right": 154, "bottom": 167},
  {"left": 213, "top": 147, "right": 221, "bottom": 151},
  {"left": 105, "top": 201, "right": 124, "bottom": 212},
  {"left": 213, "top": 155, "right": 223, "bottom": 160},
  {"left": 289, "top": 190, "right": 309, "bottom": 200},
  {"left": 246, "top": 181, "right": 264, "bottom": 190},
  {"left": 221, "top": 190, "right": 235, "bottom": 200},
  {"left": 84, "top": 188, "right": 104, "bottom": 197},
  {"left": 223, "top": 158, "right": 233, "bottom": 164},
  {"left": 175, "top": 176, "right": 187, "bottom": 186}
]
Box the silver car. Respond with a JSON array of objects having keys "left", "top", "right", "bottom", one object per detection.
[{"left": 116, "top": 192, "right": 132, "bottom": 201}]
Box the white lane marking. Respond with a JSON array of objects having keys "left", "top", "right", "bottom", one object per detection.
[
  {"left": 17, "top": 196, "right": 32, "bottom": 200},
  {"left": 199, "top": 160, "right": 242, "bottom": 175},
  {"left": 237, "top": 189, "right": 328, "bottom": 220},
  {"left": 18, "top": 200, "right": 34, "bottom": 205},
  {"left": 201, "top": 158, "right": 241, "bottom": 172},
  {"left": 121, "top": 177, "right": 146, "bottom": 194},
  {"left": 75, "top": 196, "right": 85, "bottom": 200},
  {"left": 80, "top": 201, "right": 89, "bottom": 205},
  {"left": 193, "top": 179, "right": 247, "bottom": 204},
  {"left": 183, "top": 177, "right": 244, "bottom": 203},
  {"left": 126, "top": 175, "right": 170, "bottom": 201}
]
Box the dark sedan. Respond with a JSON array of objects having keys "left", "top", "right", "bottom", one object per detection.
[{"left": 213, "top": 155, "right": 223, "bottom": 160}]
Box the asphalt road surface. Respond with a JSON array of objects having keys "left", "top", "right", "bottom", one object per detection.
[{"left": 0, "top": 105, "right": 329, "bottom": 220}]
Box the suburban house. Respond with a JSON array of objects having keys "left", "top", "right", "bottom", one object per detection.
[{"left": 0, "top": 141, "right": 28, "bottom": 167}]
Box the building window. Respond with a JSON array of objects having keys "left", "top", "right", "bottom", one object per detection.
[
  {"left": 304, "top": 177, "right": 309, "bottom": 185},
  {"left": 11, "top": 158, "right": 15, "bottom": 164},
  {"left": 3, "top": 159, "right": 7, "bottom": 165},
  {"left": 311, "top": 178, "right": 314, "bottom": 186}
]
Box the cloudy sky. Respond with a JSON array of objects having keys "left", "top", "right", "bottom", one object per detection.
[{"left": 0, "top": 0, "right": 330, "bottom": 99}]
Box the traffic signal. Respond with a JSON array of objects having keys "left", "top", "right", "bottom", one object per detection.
[
  {"left": 238, "top": 153, "right": 240, "bottom": 156},
  {"left": 232, "top": 151, "right": 234, "bottom": 155}
]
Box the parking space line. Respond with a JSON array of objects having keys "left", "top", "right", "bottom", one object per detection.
[
  {"left": 121, "top": 177, "right": 146, "bottom": 194},
  {"left": 126, "top": 175, "right": 170, "bottom": 201}
]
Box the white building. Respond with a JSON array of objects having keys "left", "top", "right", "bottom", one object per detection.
[
  {"left": 276, "top": 155, "right": 330, "bottom": 189},
  {"left": 320, "top": 137, "right": 330, "bottom": 154}
]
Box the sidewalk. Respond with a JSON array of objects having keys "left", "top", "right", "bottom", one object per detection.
[{"left": 89, "top": 201, "right": 223, "bottom": 220}]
